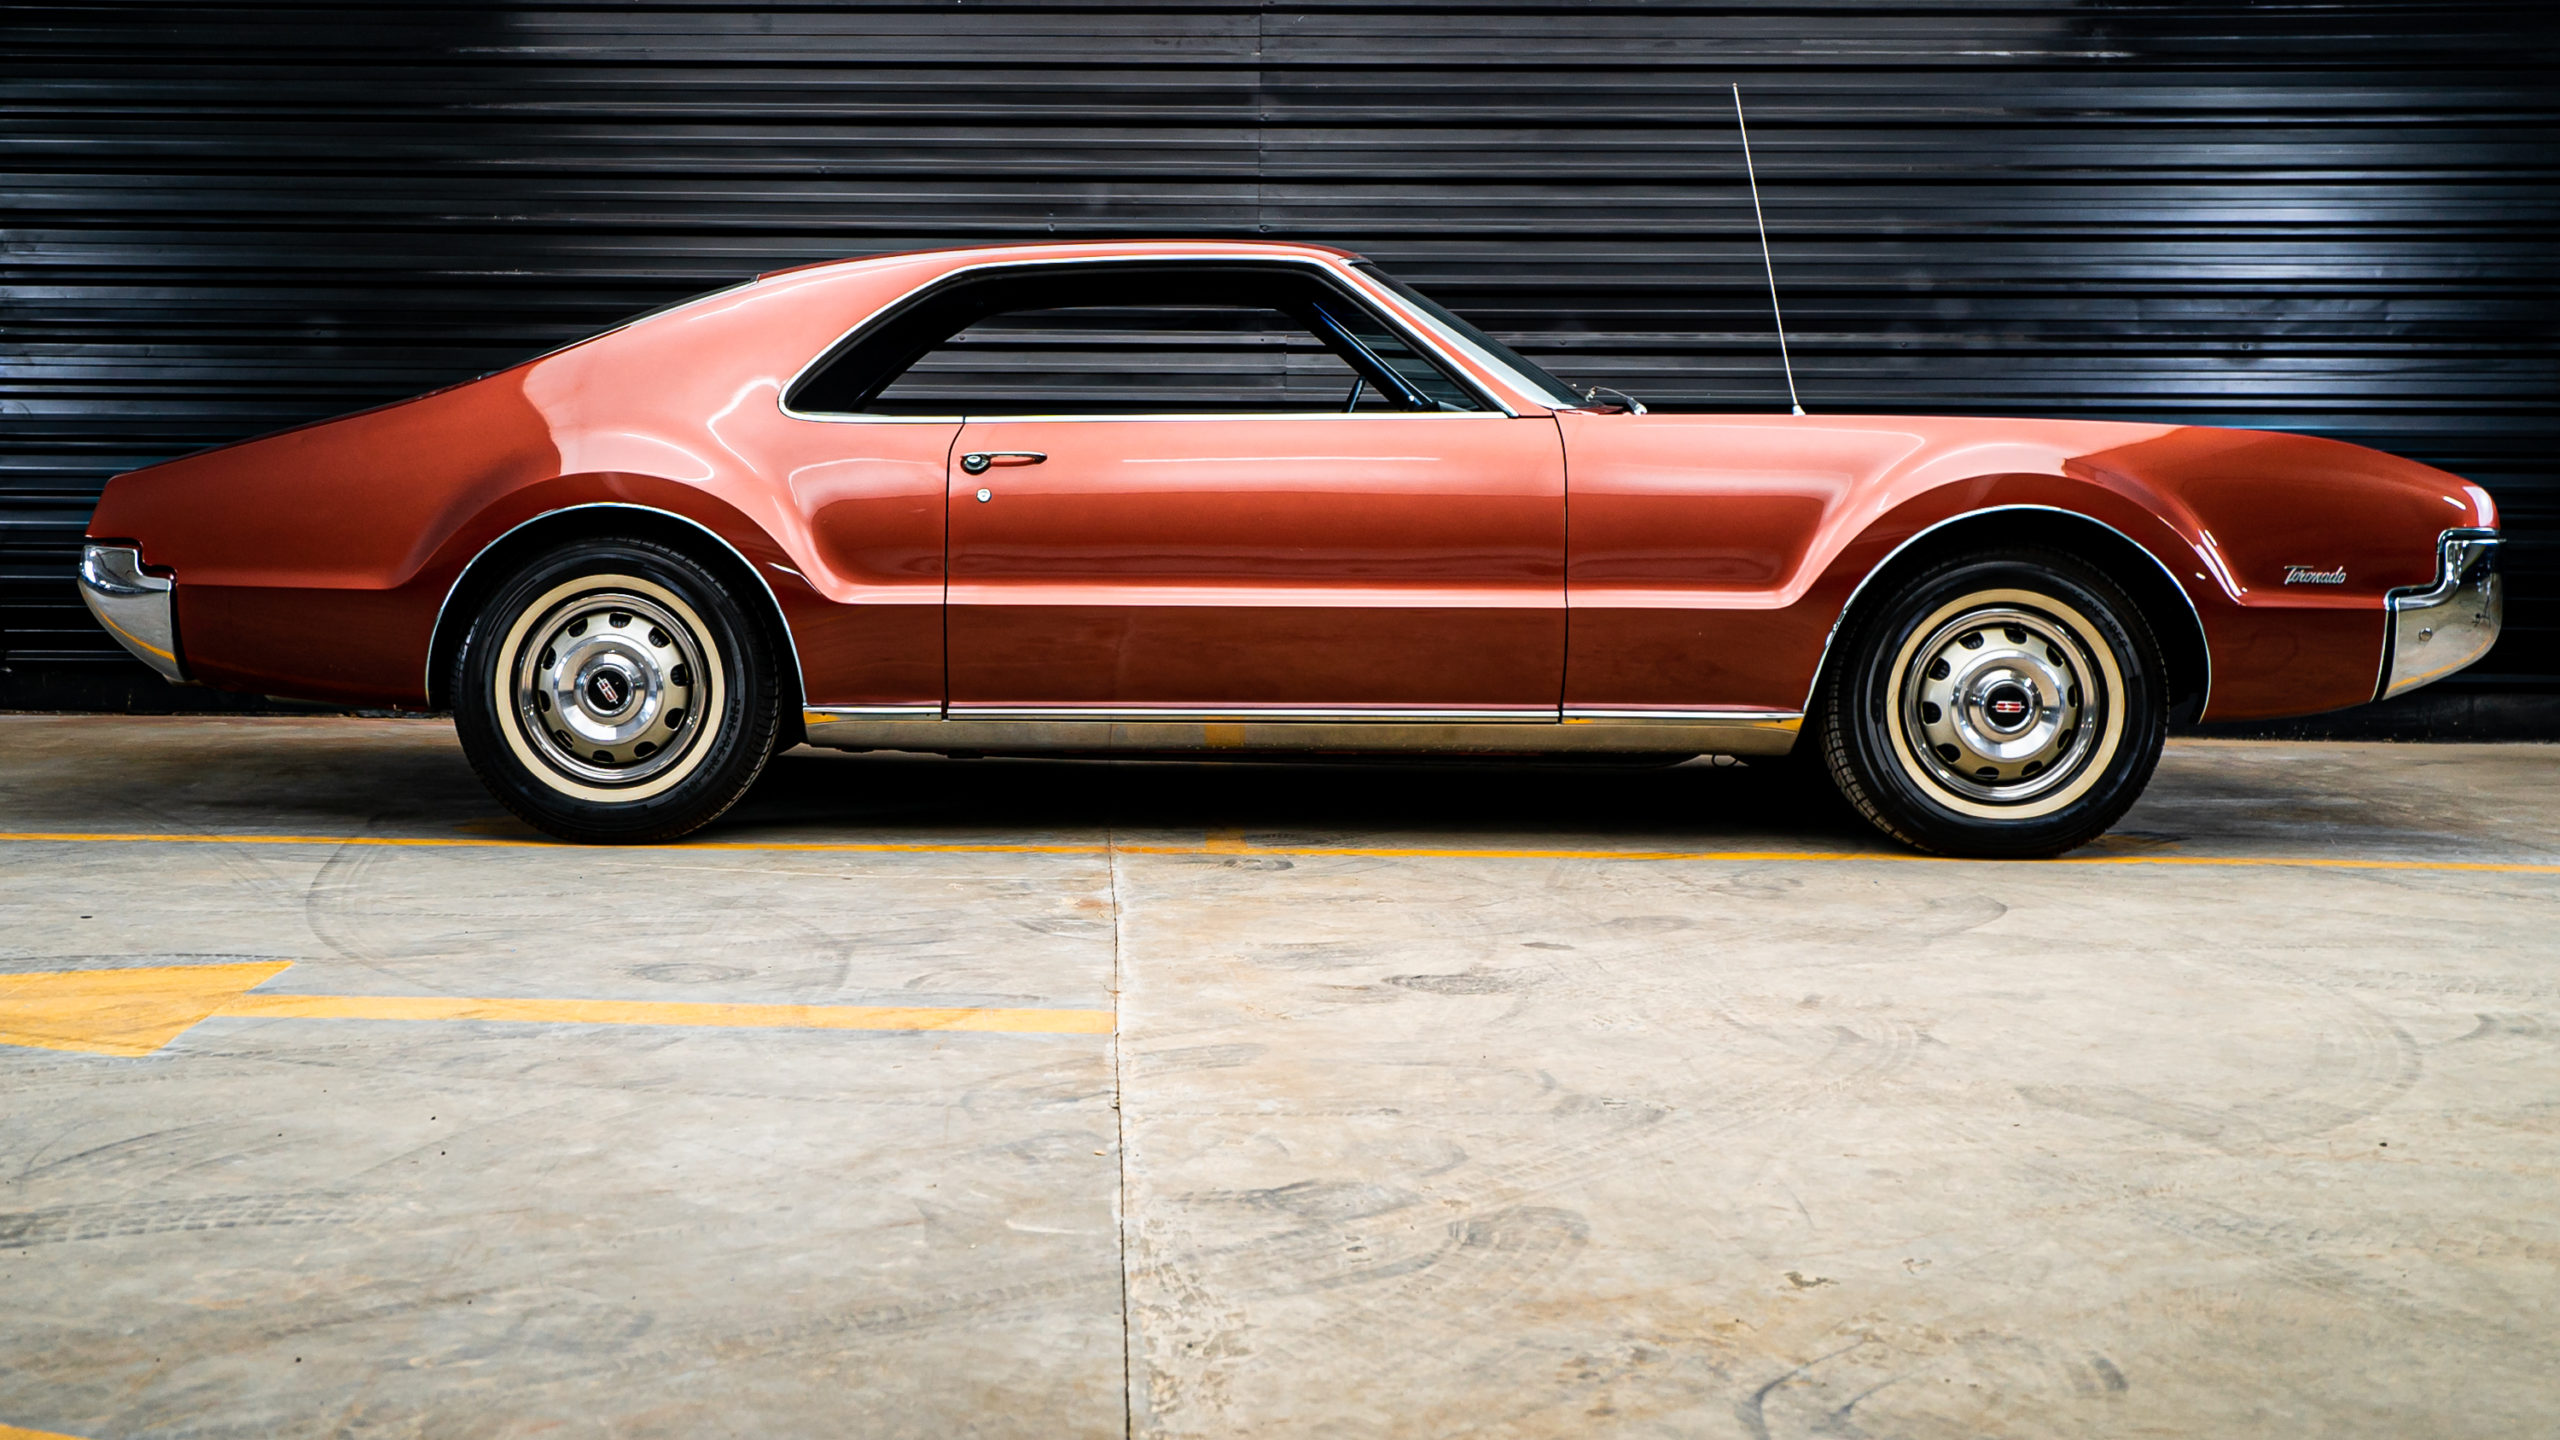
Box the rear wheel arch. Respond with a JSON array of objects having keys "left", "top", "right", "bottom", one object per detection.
[
  {"left": 1811, "top": 506, "right": 2211, "bottom": 729},
  {"left": 426, "top": 502, "right": 805, "bottom": 727}
]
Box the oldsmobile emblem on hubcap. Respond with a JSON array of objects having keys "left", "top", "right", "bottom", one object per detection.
[{"left": 583, "top": 666, "right": 632, "bottom": 715}]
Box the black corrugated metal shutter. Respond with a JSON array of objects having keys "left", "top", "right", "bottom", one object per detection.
[{"left": 6, "top": 2, "right": 2554, "bottom": 710}]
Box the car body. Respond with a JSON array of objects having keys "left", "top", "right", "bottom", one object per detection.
[{"left": 80, "top": 240, "right": 2503, "bottom": 850}]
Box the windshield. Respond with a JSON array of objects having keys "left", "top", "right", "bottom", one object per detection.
[{"left": 1351, "top": 261, "right": 1587, "bottom": 410}]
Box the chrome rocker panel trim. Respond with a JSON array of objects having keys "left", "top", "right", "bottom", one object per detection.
[
  {"left": 77, "top": 543, "right": 186, "bottom": 683},
  {"left": 799, "top": 706, "right": 1803, "bottom": 757},
  {"left": 2378, "top": 528, "right": 2502, "bottom": 700}
]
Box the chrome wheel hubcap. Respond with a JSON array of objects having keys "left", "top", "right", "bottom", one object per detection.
[
  {"left": 513, "top": 591, "right": 706, "bottom": 786},
  {"left": 1900, "top": 604, "right": 2105, "bottom": 804}
]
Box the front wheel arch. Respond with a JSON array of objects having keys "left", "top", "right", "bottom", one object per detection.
[{"left": 1807, "top": 507, "right": 2211, "bottom": 733}]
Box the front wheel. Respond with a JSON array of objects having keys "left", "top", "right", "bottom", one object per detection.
[
  {"left": 453, "top": 537, "right": 784, "bottom": 843},
  {"left": 1814, "top": 549, "right": 2167, "bottom": 858}
]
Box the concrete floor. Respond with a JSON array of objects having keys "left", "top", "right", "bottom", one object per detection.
[{"left": 0, "top": 717, "right": 2554, "bottom": 1439}]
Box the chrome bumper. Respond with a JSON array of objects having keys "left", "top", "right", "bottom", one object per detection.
[
  {"left": 76, "top": 543, "right": 187, "bottom": 683},
  {"left": 2378, "top": 528, "right": 2501, "bottom": 700}
]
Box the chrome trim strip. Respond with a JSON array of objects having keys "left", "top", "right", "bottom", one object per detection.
[
  {"left": 2377, "top": 528, "right": 2502, "bottom": 701},
  {"left": 799, "top": 713, "right": 1801, "bottom": 757},
  {"left": 425, "top": 502, "right": 809, "bottom": 708},
  {"left": 1565, "top": 706, "right": 1803, "bottom": 725},
  {"left": 1338, "top": 267, "right": 1575, "bottom": 414},
  {"left": 795, "top": 410, "right": 1512, "bottom": 427},
  {"left": 77, "top": 543, "right": 186, "bottom": 683},
  {"left": 803, "top": 704, "right": 944, "bottom": 721},
  {"left": 1801, "top": 502, "right": 2212, "bottom": 720},
  {"left": 944, "top": 704, "right": 1557, "bottom": 724},
  {"left": 776, "top": 253, "right": 1517, "bottom": 423}
]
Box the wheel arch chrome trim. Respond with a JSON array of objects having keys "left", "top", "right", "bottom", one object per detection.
[
  {"left": 1802, "top": 502, "right": 2213, "bottom": 721},
  {"left": 425, "top": 501, "right": 807, "bottom": 710}
]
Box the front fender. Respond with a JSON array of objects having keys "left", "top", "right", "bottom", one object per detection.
[
  {"left": 2068, "top": 427, "right": 2496, "bottom": 718},
  {"left": 1796, "top": 474, "right": 2224, "bottom": 713}
]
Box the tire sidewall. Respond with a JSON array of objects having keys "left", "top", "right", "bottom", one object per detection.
[
  {"left": 1827, "top": 552, "right": 2166, "bottom": 857},
  {"left": 454, "top": 539, "right": 781, "bottom": 842}
]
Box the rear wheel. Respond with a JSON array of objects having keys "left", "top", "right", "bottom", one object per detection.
[
  {"left": 1815, "top": 549, "right": 2166, "bottom": 857},
  {"left": 453, "top": 537, "right": 784, "bottom": 843}
]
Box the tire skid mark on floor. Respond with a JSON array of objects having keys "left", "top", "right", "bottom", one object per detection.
[
  {"left": 1122, "top": 1017, "right": 1928, "bottom": 1430},
  {"left": 0, "top": 1191, "right": 364, "bottom": 1247},
  {"left": 1907, "top": 1078, "right": 2560, "bottom": 1387},
  {"left": 1116, "top": 849, "right": 1947, "bottom": 1429},
  {"left": 1131, "top": 1205, "right": 1594, "bottom": 1434},
  {"left": 395, "top": 1265, "right": 1125, "bottom": 1392},
  {"left": 2018, "top": 985, "right": 2422, "bottom": 1152}
]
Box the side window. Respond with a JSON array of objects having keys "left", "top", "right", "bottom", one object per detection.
[
  {"left": 872, "top": 303, "right": 1370, "bottom": 416},
  {"left": 787, "top": 265, "right": 1488, "bottom": 417},
  {"left": 1306, "top": 297, "right": 1482, "bottom": 413}
]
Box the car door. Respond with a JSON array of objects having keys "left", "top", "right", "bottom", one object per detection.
[
  {"left": 947, "top": 409, "right": 1564, "bottom": 714},
  {"left": 850, "top": 261, "right": 1567, "bottom": 717}
]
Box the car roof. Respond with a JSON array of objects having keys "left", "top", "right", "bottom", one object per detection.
[{"left": 756, "top": 238, "right": 1361, "bottom": 283}]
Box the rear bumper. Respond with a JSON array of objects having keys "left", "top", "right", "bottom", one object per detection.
[
  {"left": 2378, "top": 528, "right": 2501, "bottom": 700},
  {"left": 77, "top": 543, "right": 187, "bottom": 683}
]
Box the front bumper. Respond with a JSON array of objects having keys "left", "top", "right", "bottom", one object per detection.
[
  {"left": 76, "top": 542, "right": 187, "bottom": 683},
  {"left": 2378, "top": 528, "right": 2501, "bottom": 700}
]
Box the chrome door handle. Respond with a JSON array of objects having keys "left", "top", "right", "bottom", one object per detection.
[{"left": 959, "top": 451, "right": 1045, "bottom": 475}]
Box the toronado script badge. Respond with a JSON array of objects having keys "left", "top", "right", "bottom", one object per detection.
[{"left": 2284, "top": 565, "right": 2348, "bottom": 585}]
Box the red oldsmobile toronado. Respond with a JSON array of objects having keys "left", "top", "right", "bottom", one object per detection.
[{"left": 78, "top": 241, "right": 2502, "bottom": 854}]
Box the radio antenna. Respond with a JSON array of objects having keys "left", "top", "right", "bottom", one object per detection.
[{"left": 1732, "top": 84, "right": 1805, "bottom": 415}]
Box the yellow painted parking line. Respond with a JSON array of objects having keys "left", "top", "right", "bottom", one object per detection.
[
  {"left": 0, "top": 830, "right": 2553, "bottom": 876},
  {"left": 0, "top": 962, "right": 1113, "bottom": 1058},
  {"left": 0, "top": 1422, "right": 90, "bottom": 1440},
  {"left": 0, "top": 830, "right": 1107, "bottom": 856},
  {"left": 218, "top": 992, "right": 1115, "bottom": 1035}
]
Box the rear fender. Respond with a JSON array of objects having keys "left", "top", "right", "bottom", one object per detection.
[{"left": 419, "top": 482, "right": 812, "bottom": 711}]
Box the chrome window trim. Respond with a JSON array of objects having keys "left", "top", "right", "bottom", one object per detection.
[
  {"left": 1341, "top": 262, "right": 1584, "bottom": 413},
  {"left": 770, "top": 410, "right": 1515, "bottom": 426},
  {"left": 775, "top": 253, "right": 1519, "bottom": 424},
  {"left": 1801, "top": 503, "right": 2213, "bottom": 719},
  {"left": 928, "top": 410, "right": 1512, "bottom": 426},
  {"left": 425, "top": 501, "right": 808, "bottom": 708}
]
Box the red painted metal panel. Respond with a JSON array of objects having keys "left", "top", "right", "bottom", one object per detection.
[{"left": 945, "top": 412, "right": 1566, "bottom": 708}]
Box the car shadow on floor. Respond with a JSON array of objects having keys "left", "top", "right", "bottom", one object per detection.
[{"left": 722, "top": 747, "right": 1883, "bottom": 851}]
